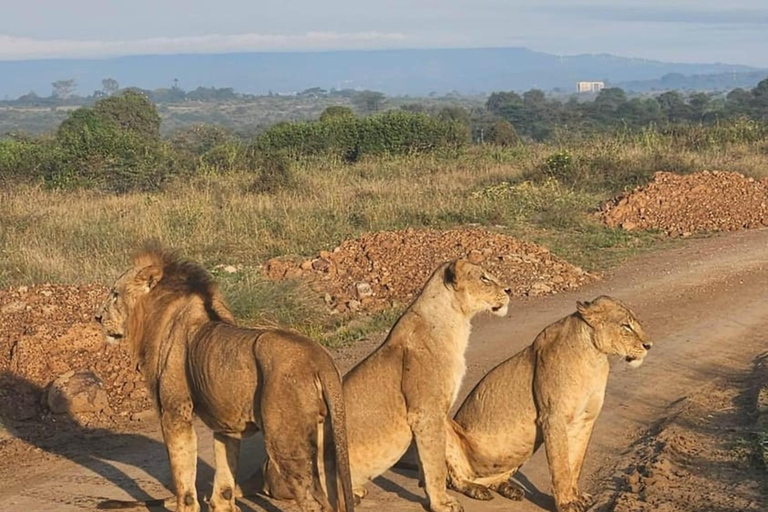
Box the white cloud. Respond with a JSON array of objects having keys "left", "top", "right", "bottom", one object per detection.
[{"left": 0, "top": 32, "right": 410, "bottom": 60}]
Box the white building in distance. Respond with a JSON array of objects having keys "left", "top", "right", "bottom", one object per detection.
[{"left": 577, "top": 81, "right": 605, "bottom": 93}]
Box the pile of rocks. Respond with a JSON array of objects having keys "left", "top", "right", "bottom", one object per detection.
[
  {"left": 0, "top": 284, "right": 152, "bottom": 431},
  {"left": 265, "top": 228, "right": 594, "bottom": 314},
  {"left": 600, "top": 171, "right": 768, "bottom": 236}
]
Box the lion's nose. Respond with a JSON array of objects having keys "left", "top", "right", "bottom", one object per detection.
[
  {"left": 504, "top": 288, "right": 512, "bottom": 296},
  {"left": 643, "top": 343, "right": 652, "bottom": 350}
]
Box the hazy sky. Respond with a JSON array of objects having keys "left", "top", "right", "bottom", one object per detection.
[{"left": 1, "top": 0, "right": 766, "bottom": 66}]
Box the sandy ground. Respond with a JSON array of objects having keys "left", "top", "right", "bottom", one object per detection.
[{"left": 1, "top": 228, "right": 767, "bottom": 512}]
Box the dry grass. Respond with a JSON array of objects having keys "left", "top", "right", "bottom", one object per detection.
[{"left": 2, "top": 135, "right": 766, "bottom": 341}]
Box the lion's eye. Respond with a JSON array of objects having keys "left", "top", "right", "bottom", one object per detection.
[
  {"left": 111, "top": 291, "right": 118, "bottom": 302},
  {"left": 622, "top": 324, "right": 633, "bottom": 332},
  {"left": 480, "top": 275, "right": 491, "bottom": 284}
]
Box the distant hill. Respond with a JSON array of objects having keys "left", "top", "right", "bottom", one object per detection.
[
  {"left": 0, "top": 47, "right": 761, "bottom": 98},
  {"left": 617, "top": 71, "right": 768, "bottom": 93}
]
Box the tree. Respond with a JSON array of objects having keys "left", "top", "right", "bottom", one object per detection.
[
  {"left": 656, "top": 91, "right": 689, "bottom": 122},
  {"left": 319, "top": 106, "right": 355, "bottom": 122},
  {"left": 93, "top": 90, "right": 161, "bottom": 139},
  {"left": 522, "top": 89, "right": 546, "bottom": 106},
  {"left": 594, "top": 88, "right": 627, "bottom": 111},
  {"left": 351, "top": 91, "right": 386, "bottom": 114},
  {"left": 487, "top": 120, "right": 518, "bottom": 146},
  {"left": 102, "top": 78, "right": 120, "bottom": 96},
  {"left": 688, "top": 92, "right": 710, "bottom": 121},
  {"left": 486, "top": 91, "right": 523, "bottom": 116},
  {"left": 51, "top": 79, "right": 77, "bottom": 99},
  {"left": 436, "top": 106, "right": 470, "bottom": 126}
]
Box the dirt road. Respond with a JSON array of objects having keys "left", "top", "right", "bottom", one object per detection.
[{"left": 2, "top": 229, "right": 767, "bottom": 512}]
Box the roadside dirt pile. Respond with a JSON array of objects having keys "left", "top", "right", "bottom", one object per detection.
[
  {"left": 600, "top": 171, "right": 768, "bottom": 236},
  {"left": 265, "top": 228, "right": 594, "bottom": 314},
  {"left": 0, "top": 284, "right": 151, "bottom": 433}
]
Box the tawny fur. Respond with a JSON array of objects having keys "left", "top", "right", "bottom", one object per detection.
[
  {"left": 342, "top": 258, "right": 511, "bottom": 512},
  {"left": 95, "top": 246, "right": 354, "bottom": 512},
  {"left": 445, "top": 296, "right": 651, "bottom": 512}
]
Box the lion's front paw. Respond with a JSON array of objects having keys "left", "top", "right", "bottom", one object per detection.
[
  {"left": 353, "top": 487, "right": 368, "bottom": 506},
  {"left": 460, "top": 482, "right": 493, "bottom": 501},
  {"left": 559, "top": 492, "right": 595, "bottom": 512},
  {"left": 494, "top": 480, "right": 524, "bottom": 501},
  {"left": 429, "top": 496, "right": 464, "bottom": 512}
]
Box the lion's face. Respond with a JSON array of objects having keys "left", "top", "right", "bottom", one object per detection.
[
  {"left": 577, "top": 296, "right": 651, "bottom": 367},
  {"left": 447, "top": 258, "right": 511, "bottom": 317},
  {"left": 95, "top": 264, "right": 162, "bottom": 345}
]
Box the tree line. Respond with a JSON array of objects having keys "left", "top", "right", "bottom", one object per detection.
[{"left": 2, "top": 80, "right": 768, "bottom": 193}]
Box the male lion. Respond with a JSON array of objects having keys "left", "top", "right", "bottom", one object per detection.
[
  {"left": 445, "top": 295, "right": 651, "bottom": 512},
  {"left": 343, "top": 258, "right": 511, "bottom": 512},
  {"left": 95, "top": 247, "right": 354, "bottom": 512}
]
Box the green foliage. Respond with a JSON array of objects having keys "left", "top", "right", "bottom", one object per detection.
[
  {"left": 319, "top": 106, "right": 355, "bottom": 122},
  {"left": 544, "top": 150, "right": 574, "bottom": 181},
  {"left": 254, "top": 110, "right": 469, "bottom": 160},
  {"left": 351, "top": 90, "right": 386, "bottom": 114},
  {"left": 92, "top": 90, "right": 161, "bottom": 139},
  {"left": 487, "top": 120, "right": 518, "bottom": 146},
  {"left": 249, "top": 151, "right": 297, "bottom": 193},
  {"left": 0, "top": 91, "right": 172, "bottom": 191}
]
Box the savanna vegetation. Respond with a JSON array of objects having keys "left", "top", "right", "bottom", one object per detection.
[{"left": 2, "top": 83, "right": 768, "bottom": 343}]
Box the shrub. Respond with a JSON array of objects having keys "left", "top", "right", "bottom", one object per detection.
[
  {"left": 319, "top": 106, "right": 355, "bottom": 122},
  {"left": 487, "top": 120, "right": 518, "bottom": 146},
  {"left": 249, "top": 151, "right": 297, "bottom": 193},
  {"left": 253, "top": 111, "right": 468, "bottom": 160}
]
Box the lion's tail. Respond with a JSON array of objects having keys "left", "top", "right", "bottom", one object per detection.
[{"left": 318, "top": 366, "right": 355, "bottom": 512}]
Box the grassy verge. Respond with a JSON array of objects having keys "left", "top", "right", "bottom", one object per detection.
[{"left": 2, "top": 133, "right": 766, "bottom": 344}]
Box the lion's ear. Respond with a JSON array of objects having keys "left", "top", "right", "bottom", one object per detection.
[
  {"left": 135, "top": 265, "right": 163, "bottom": 292},
  {"left": 444, "top": 260, "right": 458, "bottom": 288},
  {"left": 577, "top": 300, "right": 596, "bottom": 325}
]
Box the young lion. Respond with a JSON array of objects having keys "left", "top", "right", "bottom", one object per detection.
[
  {"left": 95, "top": 247, "right": 353, "bottom": 512},
  {"left": 445, "top": 296, "right": 651, "bottom": 512},
  {"left": 343, "top": 258, "right": 511, "bottom": 512}
]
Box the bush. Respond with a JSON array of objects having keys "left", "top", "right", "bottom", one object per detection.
[
  {"left": 44, "top": 92, "right": 174, "bottom": 191},
  {"left": 319, "top": 106, "right": 355, "bottom": 122},
  {"left": 487, "top": 120, "right": 518, "bottom": 146},
  {"left": 254, "top": 111, "right": 469, "bottom": 160},
  {"left": 249, "top": 151, "right": 297, "bottom": 193}
]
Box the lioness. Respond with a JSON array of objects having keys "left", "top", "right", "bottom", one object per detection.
[
  {"left": 95, "top": 247, "right": 353, "bottom": 512},
  {"left": 343, "top": 258, "right": 511, "bottom": 512},
  {"left": 445, "top": 296, "right": 651, "bottom": 512}
]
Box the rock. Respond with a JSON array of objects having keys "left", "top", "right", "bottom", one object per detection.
[
  {"left": 130, "top": 409, "right": 157, "bottom": 423},
  {"left": 50, "top": 324, "right": 104, "bottom": 355},
  {"left": 222, "top": 265, "right": 238, "bottom": 274},
  {"left": 1, "top": 301, "right": 26, "bottom": 315},
  {"left": 467, "top": 249, "right": 484, "bottom": 264},
  {"left": 347, "top": 300, "right": 362, "bottom": 312},
  {"left": 47, "top": 371, "right": 110, "bottom": 415},
  {"left": 355, "top": 282, "right": 373, "bottom": 299},
  {"left": 621, "top": 221, "right": 637, "bottom": 231},
  {"left": 312, "top": 258, "right": 331, "bottom": 272},
  {"left": 528, "top": 282, "right": 553, "bottom": 296}
]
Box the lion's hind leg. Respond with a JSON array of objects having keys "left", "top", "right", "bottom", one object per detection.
[
  {"left": 260, "top": 380, "right": 333, "bottom": 512},
  {"left": 446, "top": 421, "right": 494, "bottom": 501}
]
